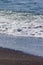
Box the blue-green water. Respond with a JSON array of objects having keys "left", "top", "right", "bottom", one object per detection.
[{"left": 0, "top": 0, "right": 43, "bottom": 14}]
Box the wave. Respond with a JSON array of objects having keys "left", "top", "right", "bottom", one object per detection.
[{"left": 0, "top": 10, "right": 43, "bottom": 38}]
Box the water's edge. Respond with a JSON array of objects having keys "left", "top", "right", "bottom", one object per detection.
[{"left": 0, "top": 33, "right": 43, "bottom": 57}]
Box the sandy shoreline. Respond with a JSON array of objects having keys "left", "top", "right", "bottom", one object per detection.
[{"left": 0, "top": 47, "right": 43, "bottom": 65}]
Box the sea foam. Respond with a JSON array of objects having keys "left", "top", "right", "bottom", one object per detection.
[{"left": 0, "top": 10, "right": 43, "bottom": 38}]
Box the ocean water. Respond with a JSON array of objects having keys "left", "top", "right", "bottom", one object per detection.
[
  {"left": 0, "top": 0, "right": 43, "bottom": 14},
  {"left": 0, "top": 0, "right": 43, "bottom": 56}
]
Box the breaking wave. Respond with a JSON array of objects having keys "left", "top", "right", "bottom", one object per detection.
[{"left": 0, "top": 10, "right": 43, "bottom": 38}]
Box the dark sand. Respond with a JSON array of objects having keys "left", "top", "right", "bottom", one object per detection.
[{"left": 0, "top": 47, "right": 43, "bottom": 65}]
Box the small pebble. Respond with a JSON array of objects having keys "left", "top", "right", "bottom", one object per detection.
[{"left": 17, "top": 29, "right": 22, "bottom": 32}]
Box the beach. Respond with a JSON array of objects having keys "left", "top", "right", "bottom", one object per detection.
[
  {"left": 0, "top": 47, "right": 43, "bottom": 65},
  {"left": 0, "top": 0, "right": 43, "bottom": 65}
]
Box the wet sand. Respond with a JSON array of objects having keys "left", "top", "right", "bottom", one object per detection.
[{"left": 0, "top": 47, "right": 43, "bottom": 65}]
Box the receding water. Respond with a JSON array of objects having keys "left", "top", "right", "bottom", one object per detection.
[{"left": 0, "top": 33, "right": 43, "bottom": 56}]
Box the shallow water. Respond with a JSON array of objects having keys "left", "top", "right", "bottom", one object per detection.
[{"left": 0, "top": 33, "right": 43, "bottom": 56}]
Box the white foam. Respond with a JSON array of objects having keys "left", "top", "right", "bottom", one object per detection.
[{"left": 0, "top": 11, "right": 43, "bottom": 38}]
